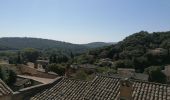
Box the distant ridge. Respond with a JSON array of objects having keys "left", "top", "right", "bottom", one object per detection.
[
  {"left": 0, "top": 37, "right": 113, "bottom": 54},
  {"left": 83, "top": 42, "right": 113, "bottom": 48}
]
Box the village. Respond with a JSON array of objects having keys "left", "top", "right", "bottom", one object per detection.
[
  {"left": 0, "top": 0, "right": 170, "bottom": 99},
  {"left": 0, "top": 57, "right": 170, "bottom": 100}
]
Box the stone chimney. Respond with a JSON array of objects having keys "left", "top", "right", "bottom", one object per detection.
[{"left": 119, "top": 78, "right": 133, "bottom": 100}]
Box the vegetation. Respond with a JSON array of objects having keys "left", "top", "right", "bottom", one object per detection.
[
  {"left": 149, "top": 69, "right": 167, "bottom": 84},
  {"left": 8, "top": 48, "right": 40, "bottom": 64},
  {"left": 1, "top": 31, "right": 170, "bottom": 84},
  {"left": 74, "top": 70, "right": 88, "bottom": 80},
  {"left": 22, "top": 48, "right": 40, "bottom": 63},
  {"left": 0, "top": 37, "right": 110, "bottom": 56},
  {"left": 0, "top": 66, "right": 17, "bottom": 85},
  {"left": 48, "top": 64, "right": 65, "bottom": 76},
  {"left": 73, "top": 70, "right": 95, "bottom": 81},
  {"left": 49, "top": 54, "right": 69, "bottom": 64},
  {"left": 83, "top": 42, "right": 113, "bottom": 48},
  {"left": 96, "top": 67, "right": 116, "bottom": 74},
  {"left": 74, "top": 31, "right": 170, "bottom": 73}
]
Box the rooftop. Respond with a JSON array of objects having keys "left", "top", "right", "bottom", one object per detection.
[
  {"left": 30, "top": 75, "right": 170, "bottom": 100},
  {"left": 0, "top": 79, "right": 13, "bottom": 97}
]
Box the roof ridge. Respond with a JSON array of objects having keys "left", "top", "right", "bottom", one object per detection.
[
  {"left": 96, "top": 74, "right": 170, "bottom": 86},
  {"left": 63, "top": 77, "right": 91, "bottom": 82},
  {"left": 132, "top": 79, "right": 170, "bottom": 86}
]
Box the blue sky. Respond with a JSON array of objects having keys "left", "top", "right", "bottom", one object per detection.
[{"left": 0, "top": 0, "right": 170, "bottom": 44}]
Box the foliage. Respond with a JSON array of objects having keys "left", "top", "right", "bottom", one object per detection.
[
  {"left": 144, "top": 66, "right": 162, "bottom": 74},
  {"left": 96, "top": 67, "right": 116, "bottom": 73},
  {"left": 74, "top": 31, "right": 170, "bottom": 72},
  {"left": 8, "top": 56, "right": 18, "bottom": 64},
  {"left": 148, "top": 68, "right": 167, "bottom": 84},
  {"left": 8, "top": 48, "right": 40, "bottom": 64},
  {"left": 114, "top": 60, "right": 134, "bottom": 68},
  {"left": 22, "top": 48, "right": 40, "bottom": 63},
  {"left": 0, "top": 37, "right": 100, "bottom": 56},
  {"left": 83, "top": 42, "right": 112, "bottom": 48},
  {"left": 48, "top": 64, "right": 65, "bottom": 76},
  {"left": 74, "top": 70, "right": 88, "bottom": 80},
  {"left": 0, "top": 66, "right": 17, "bottom": 85},
  {"left": 49, "top": 54, "right": 69, "bottom": 64}
]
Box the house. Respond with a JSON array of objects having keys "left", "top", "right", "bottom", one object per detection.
[
  {"left": 0, "top": 79, "right": 13, "bottom": 100},
  {"left": 29, "top": 75, "right": 170, "bottom": 100},
  {"left": 35, "top": 60, "right": 49, "bottom": 72},
  {"left": 1, "top": 74, "right": 169, "bottom": 100},
  {"left": 117, "top": 68, "right": 135, "bottom": 78}
]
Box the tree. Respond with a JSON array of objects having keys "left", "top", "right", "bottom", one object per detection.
[
  {"left": 6, "top": 70, "right": 17, "bottom": 85},
  {"left": 0, "top": 66, "right": 17, "bottom": 85},
  {"left": 48, "top": 64, "right": 65, "bottom": 76},
  {"left": 75, "top": 70, "right": 88, "bottom": 80},
  {"left": 148, "top": 69, "right": 167, "bottom": 84},
  {"left": 133, "top": 56, "right": 149, "bottom": 72},
  {"left": 114, "top": 59, "right": 134, "bottom": 68},
  {"left": 70, "top": 52, "right": 74, "bottom": 59},
  {"left": 17, "top": 52, "right": 22, "bottom": 64},
  {"left": 22, "top": 48, "right": 40, "bottom": 63}
]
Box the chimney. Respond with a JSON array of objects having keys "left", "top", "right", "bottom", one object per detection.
[{"left": 119, "top": 78, "right": 133, "bottom": 100}]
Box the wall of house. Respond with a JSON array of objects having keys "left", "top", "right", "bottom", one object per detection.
[
  {"left": 12, "top": 77, "right": 62, "bottom": 100},
  {"left": 162, "top": 65, "right": 170, "bottom": 82},
  {"left": 0, "top": 95, "right": 12, "bottom": 100}
]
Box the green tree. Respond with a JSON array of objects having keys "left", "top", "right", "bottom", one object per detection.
[
  {"left": 148, "top": 69, "right": 167, "bottom": 84},
  {"left": 17, "top": 52, "right": 22, "bottom": 64},
  {"left": 75, "top": 70, "right": 88, "bottom": 80},
  {"left": 70, "top": 52, "right": 74, "bottom": 59},
  {"left": 48, "top": 64, "right": 65, "bottom": 76},
  {"left": 0, "top": 66, "right": 17, "bottom": 85},
  {"left": 22, "top": 48, "right": 40, "bottom": 63},
  {"left": 6, "top": 70, "right": 17, "bottom": 85}
]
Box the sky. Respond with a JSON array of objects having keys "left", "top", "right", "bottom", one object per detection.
[{"left": 0, "top": 0, "right": 170, "bottom": 44}]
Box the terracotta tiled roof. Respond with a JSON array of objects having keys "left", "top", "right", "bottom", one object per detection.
[
  {"left": 31, "top": 78, "right": 89, "bottom": 100},
  {"left": 30, "top": 75, "right": 170, "bottom": 100},
  {"left": 0, "top": 79, "right": 13, "bottom": 97}
]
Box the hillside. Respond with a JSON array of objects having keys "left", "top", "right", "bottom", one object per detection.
[
  {"left": 83, "top": 42, "right": 113, "bottom": 48},
  {"left": 74, "top": 31, "right": 170, "bottom": 72},
  {"left": 0, "top": 37, "right": 85, "bottom": 50}
]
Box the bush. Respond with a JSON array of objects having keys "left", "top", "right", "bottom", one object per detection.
[
  {"left": 148, "top": 68, "right": 167, "bottom": 84},
  {"left": 75, "top": 70, "right": 88, "bottom": 80},
  {"left": 0, "top": 66, "right": 17, "bottom": 85},
  {"left": 96, "top": 67, "right": 116, "bottom": 74},
  {"left": 115, "top": 60, "right": 134, "bottom": 68},
  {"left": 48, "top": 64, "right": 65, "bottom": 76}
]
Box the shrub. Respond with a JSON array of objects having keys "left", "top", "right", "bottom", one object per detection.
[
  {"left": 0, "top": 66, "right": 17, "bottom": 85},
  {"left": 148, "top": 68, "right": 167, "bottom": 84},
  {"left": 75, "top": 70, "right": 88, "bottom": 80},
  {"left": 48, "top": 64, "right": 65, "bottom": 76}
]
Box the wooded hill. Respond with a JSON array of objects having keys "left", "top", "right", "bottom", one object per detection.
[
  {"left": 0, "top": 37, "right": 111, "bottom": 55},
  {"left": 74, "top": 31, "right": 170, "bottom": 72},
  {"left": 83, "top": 42, "right": 113, "bottom": 48}
]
